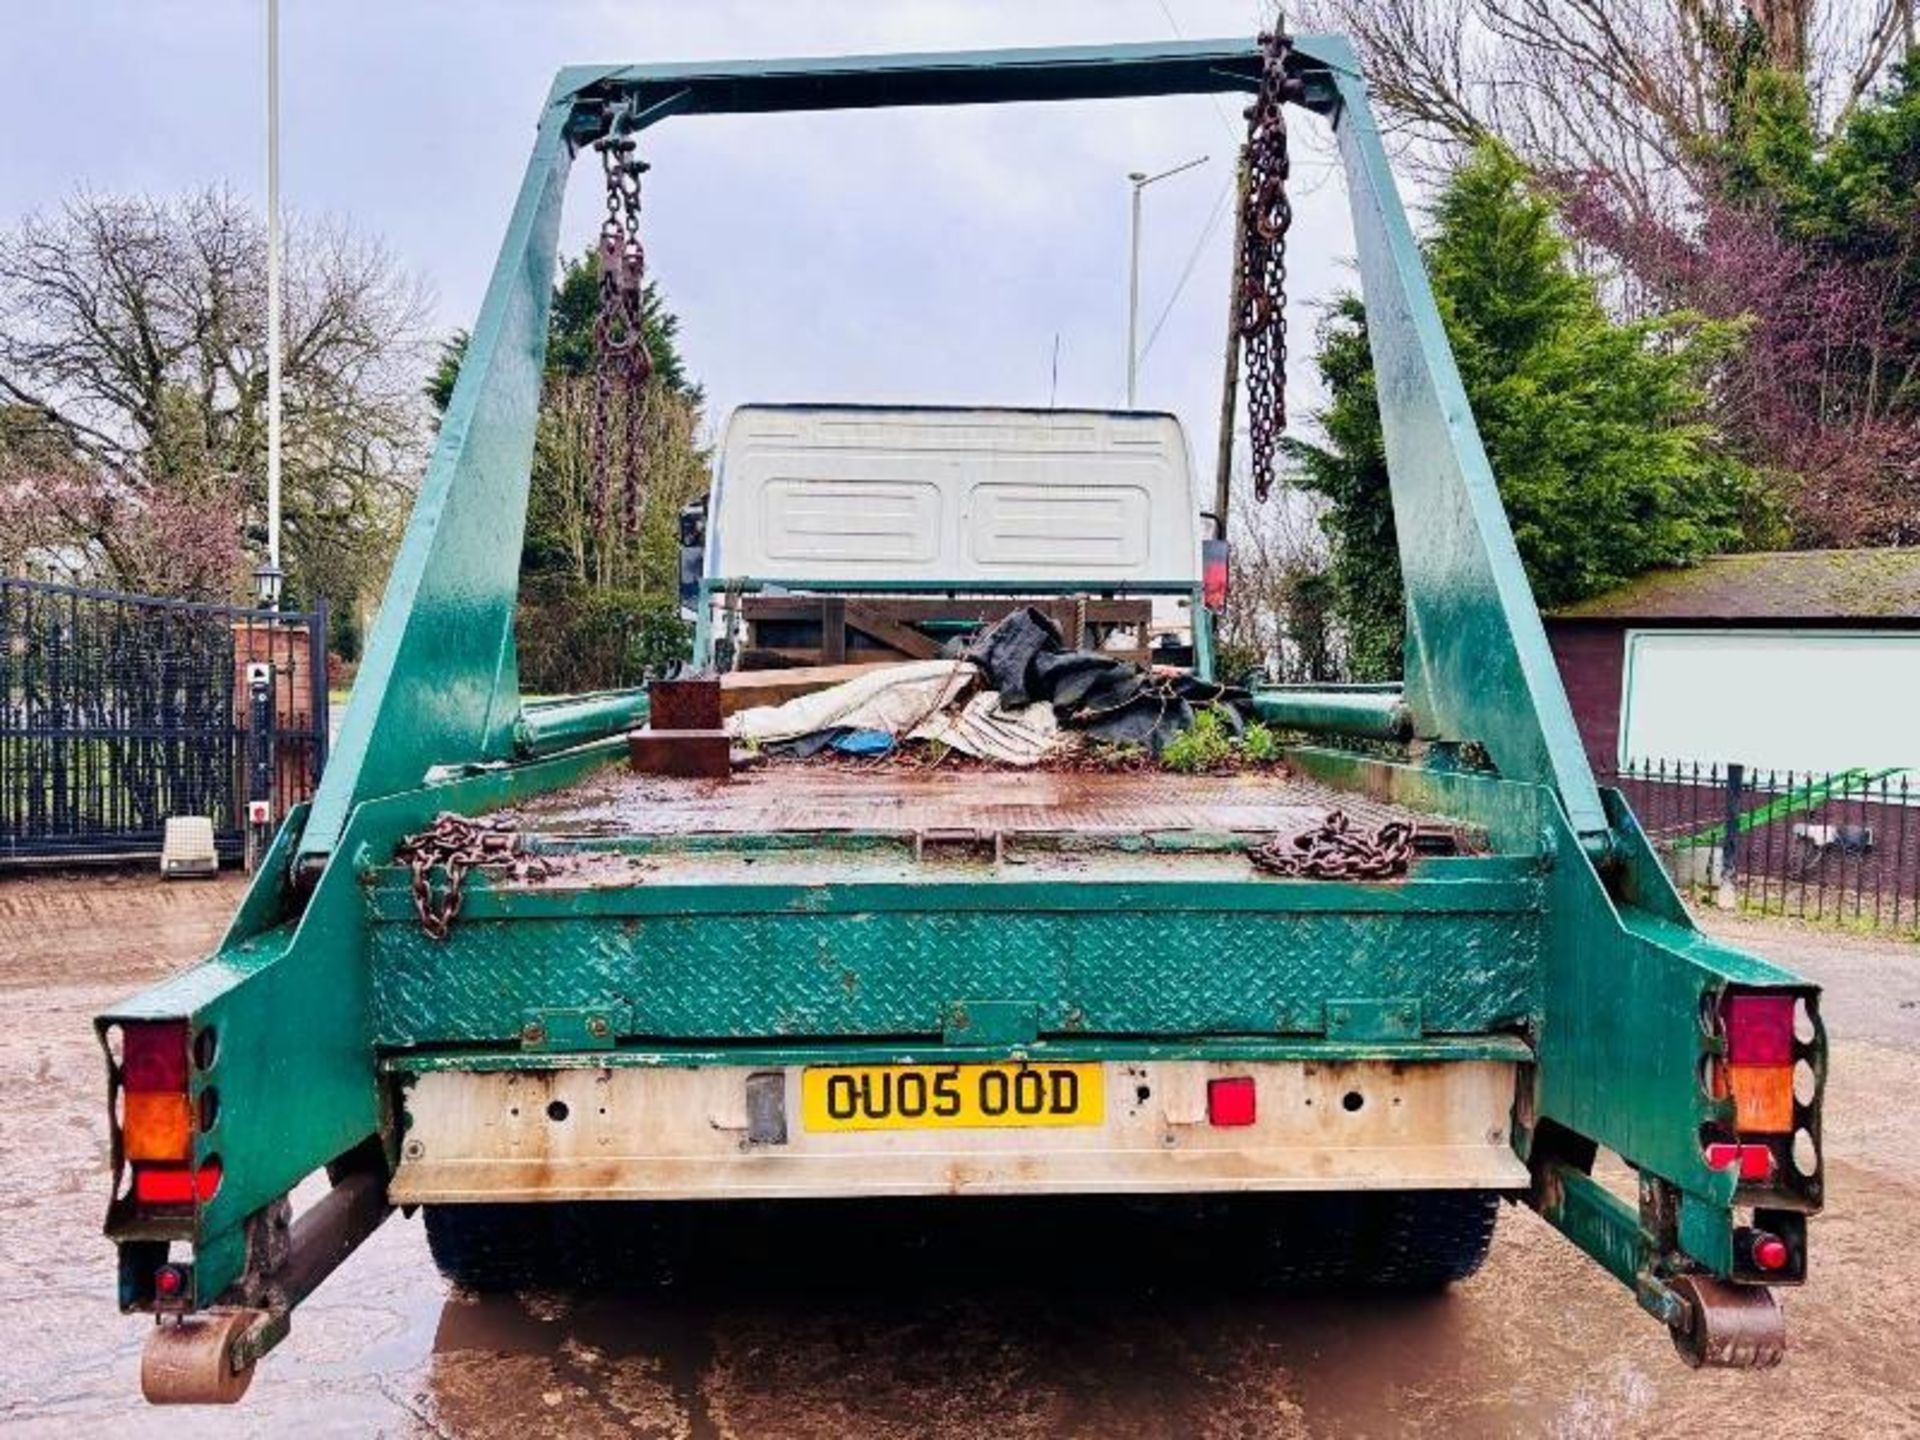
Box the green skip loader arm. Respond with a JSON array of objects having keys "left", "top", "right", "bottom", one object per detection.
[{"left": 97, "top": 34, "right": 1822, "bottom": 1401}]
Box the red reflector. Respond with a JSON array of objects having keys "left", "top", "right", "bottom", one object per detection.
[
  {"left": 1703, "top": 1141, "right": 1775, "bottom": 1183},
  {"left": 1201, "top": 538, "right": 1230, "bottom": 610},
  {"left": 1207, "top": 1076, "right": 1257, "bottom": 1127},
  {"left": 133, "top": 1160, "right": 221, "bottom": 1207},
  {"left": 122, "top": 1021, "right": 190, "bottom": 1093},
  {"left": 1752, "top": 1234, "right": 1790, "bottom": 1272},
  {"left": 1725, "top": 994, "right": 1795, "bottom": 1065},
  {"left": 154, "top": 1263, "right": 187, "bottom": 1298}
]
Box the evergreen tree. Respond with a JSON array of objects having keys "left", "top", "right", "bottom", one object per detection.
[
  {"left": 1289, "top": 142, "right": 1754, "bottom": 679},
  {"left": 428, "top": 247, "right": 709, "bottom": 691}
]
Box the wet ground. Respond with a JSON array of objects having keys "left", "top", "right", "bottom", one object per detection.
[{"left": 3, "top": 872, "right": 1918, "bottom": 1437}]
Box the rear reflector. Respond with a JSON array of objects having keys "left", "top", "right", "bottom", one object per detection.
[
  {"left": 122, "top": 1021, "right": 189, "bottom": 1093},
  {"left": 1752, "top": 1233, "right": 1790, "bottom": 1272},
  {"left": 133, "top": 1160, "right": 221, "bottom": 1207},
  {"left": 1207, "top": 1076, "right": 1256, "bottom": 1127},
  {"left": 1724, "top": 1064, "right": 1795, "bottom": 1134},
  {"left": 1725, "top": 995, "right": 1795, "bottom": 1065},
  {"left": 1703, "top": 1141, "right": 1775, "bottom": 1183},
  {"left": 123, "top": 1091, "right": 193, "bottom": 1162}
]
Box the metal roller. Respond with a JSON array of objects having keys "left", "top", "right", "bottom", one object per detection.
[
  {"left": 1666, "top": 1275, "right": 1786, "bottom": 1370},
  {"left": 140, "top": 1308, "right": 263, "bottom": 1405}
]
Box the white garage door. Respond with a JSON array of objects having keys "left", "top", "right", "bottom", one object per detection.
[{"left": 1620, "top": 629, "right": 1920, "bottom": 770}]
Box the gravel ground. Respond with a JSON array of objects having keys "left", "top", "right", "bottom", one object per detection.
[{"left": 2, "top": 872, "right": 1916, "bottom": 1437}]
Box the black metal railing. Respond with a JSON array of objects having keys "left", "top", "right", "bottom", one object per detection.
[
  {"left": 1606, "top": 759, "right": 1919, "bottom": 933},
  {"left": 0, "top": 577, "right": 329, "bottom": 863}
]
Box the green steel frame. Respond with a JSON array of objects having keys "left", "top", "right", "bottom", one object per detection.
[{"left": 98, "top": 34, "right": 1821, "bottom": 1375}]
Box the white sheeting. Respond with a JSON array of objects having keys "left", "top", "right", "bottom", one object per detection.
[
  {"left": 726, "top": 660, "right": 975, "bottom": 744},
  {"left": 910, "top": 691, "right": 1059, "bottom": 766}
]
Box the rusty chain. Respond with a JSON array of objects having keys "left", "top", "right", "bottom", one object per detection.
[
  {"left": 1237, "top": 30, "right": 1305, "bottom": 503},
  {"left": 590, "top": 129, "right": 654, "bottom": 538},
  {"left": 1249, "top": 810, "right": 1416, "bottom": 880},
  {"left": 393, "top": 812, "right": 550, "bottom": 941}
]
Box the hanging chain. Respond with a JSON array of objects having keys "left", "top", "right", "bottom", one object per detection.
[
  {"left": 1236, "top": 30, "right": 1305, "bottom": 503},
  {"left": 590, "top": 130, "right": 654, "bottom": 538},
  {"left": 1249, "top": 811, "right": 1416, "bottom": 880},
  {"left": 394, "top": 813, "right": 551, "bottom": 941}
]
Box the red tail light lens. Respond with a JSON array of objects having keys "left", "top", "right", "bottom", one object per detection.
[
  {"left": 1715, "top": 991, "right": 1798, "bottom": 1135},
  {"left": 1207, "top": 1076, "right": 1257, "bottom": 1127},
  {"left": 133, "top": 1160, "right": 221, "bottom": 1207},
  {"left": 122, "top": 1021, "right": 189, "bottom": 1093},
  {"left": 1703, "top": 1141, "right": 1775, "bottom": 1183},
  {"left": 1201, "top": 539, "right": 1230, "bottom": 610},
  {"left": 1725, "top": 995, "right": 1794, "bottom": 1064}
]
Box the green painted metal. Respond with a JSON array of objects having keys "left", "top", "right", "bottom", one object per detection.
[
  {"left": 1250, "top": 685, "right": 1413, "bottom": 741},
  {"left": 366, "top": 866, "right": 1543, "bottom": 1047},
  {"left": 294, "top": 96, "right": 578, "bottom": 864},
  {"left": 1314, "top": 40, "right": 1609, "bottom": 844},
  {"left": 553, "top": 38, "right": 1270, "bottom": 122},
  {"left": 384, "top": 1033, "right": 1537, "bottom": 1074},
  {"left": 98, "top": 739, "right": 626, "bottom": 1301},
  {"left": 514, "top": 688, "right": 651, "bottom": 757},
  {"left": 1538, "top": 1161, "right": 1660, "bottom": 1300}
]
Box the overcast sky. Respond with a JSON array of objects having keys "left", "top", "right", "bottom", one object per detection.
[{"left": 2, "top": 0, "right": 1371, "bottom": 473}]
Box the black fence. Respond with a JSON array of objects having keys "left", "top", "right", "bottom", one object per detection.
[
  {"left": 1606, "top": 759, "right": 1920, "bottom": 933},
  {"left": 0, "top": 577, "right": 328, "bottom": 863}
]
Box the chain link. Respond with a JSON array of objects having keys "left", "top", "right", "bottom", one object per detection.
[
  {"left": 394, "top": 812, "right": 550, "bottom": 941},
  {"left": 590, "top": 131, "right": 654, "bottom": 538},
  {"left": 1236, "top": 30, "right": 1305, "bottom": 503},
  {"left": 1248, "top": 810, "right": 1416, "bottom": 880}
]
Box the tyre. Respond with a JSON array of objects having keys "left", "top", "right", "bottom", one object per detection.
[
  {"left": 1232, "top": 1190, "right": 1501, "bottom": 1291},
  {"left": 424, "top": 1202, "right": 647, "bottom": 1292},
  {"left": 1345, "top": 1189, "right": 1501, "bottom": 1290}
]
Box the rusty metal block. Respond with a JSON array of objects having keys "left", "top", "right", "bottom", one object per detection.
[
  {"left": 628, "top": 729, "right": 731, "bottom": 779},
  {"left": 647, "top": 678, "right": 722, "bottom": 732}
]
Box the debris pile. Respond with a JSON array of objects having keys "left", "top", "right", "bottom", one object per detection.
[{"left": 725, "top": 608, "right": 1249, "bottom": 767}]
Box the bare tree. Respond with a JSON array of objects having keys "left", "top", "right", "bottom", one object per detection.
[
  {"left": 1300, "top": 0, "right": 1906, "bottom": 215},
  {"left": 1218, "top": 473, "right": 1343, "bottom": 683},
  {"left": 0, "top": 188, "right": 431, "bottom": 607}
]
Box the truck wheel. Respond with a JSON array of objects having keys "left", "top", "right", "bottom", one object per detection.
[
  {"left": 424, "top": 1203, "right": 584, "bottom": 1291},
  {"left": 424, "top": 1203, "right": 666, "bottom": 1291},
  {"left": 1347, "top": 1189, "right": 1501, "bottom": 1290}
]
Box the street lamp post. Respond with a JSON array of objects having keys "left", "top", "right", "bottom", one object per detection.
[
  {"left": 265, "top": 0, "right": 283, "bottom": 607},
  {"left": 1126, "top": 154, "right": 1207, "bottom": 408}
]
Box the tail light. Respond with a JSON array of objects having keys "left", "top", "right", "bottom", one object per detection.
[
  {"left": 1201, "top": 539, "right": 1230, "bottom": 610},
  {"left": 119, "top": 1021, "right": 218, "bottom": 1210},
  {"left": 1715, "top": 994, "right": 1796, "bottom": 1136},
  {"left": 1703, "top": 1142, "right": 1775, "bottom": 1183}
]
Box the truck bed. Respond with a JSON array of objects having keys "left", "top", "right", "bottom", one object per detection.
[{"left": 503, "top": 762, "right": 1479, "bottom": 851}]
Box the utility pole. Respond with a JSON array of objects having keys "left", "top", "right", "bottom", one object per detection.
[
  {"left": 1125, "top": 155, "right": 1207, "bottom": 407},
  {"left": 264, "top": 0, "right": 284, "bottom": 608},
  {"left": 1212, "top": 149, "right": 1250, "bottom": 539}
]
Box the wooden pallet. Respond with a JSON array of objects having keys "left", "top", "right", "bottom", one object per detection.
[{"left": 737, "top": 595, "right": 1154, "bottom": 669}]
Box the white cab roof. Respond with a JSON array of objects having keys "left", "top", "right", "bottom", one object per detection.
[{"left": 708, "top": 404, "right": 1202, "bottom": 585}]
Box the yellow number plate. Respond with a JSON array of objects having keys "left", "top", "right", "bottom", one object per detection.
[{"left": 801, "top": 1063, "right": 1105, "bottom": 1132}]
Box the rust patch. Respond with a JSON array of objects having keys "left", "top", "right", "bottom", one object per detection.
[{"left": 505, "top": 765, "right": 1469, "bottom": 844}]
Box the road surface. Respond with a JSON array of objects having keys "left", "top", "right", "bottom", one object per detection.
[{"left": 3, "top": 874, "right": 1917, "bottom": 1437}]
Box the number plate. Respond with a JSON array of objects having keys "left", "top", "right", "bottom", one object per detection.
[{"left": 801, "top": 1063, "right": 1105, "bottom": 1132}]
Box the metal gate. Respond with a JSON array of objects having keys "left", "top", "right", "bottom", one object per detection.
[{"left": 0, "top": 577, "right": 329, "bottom": 863}]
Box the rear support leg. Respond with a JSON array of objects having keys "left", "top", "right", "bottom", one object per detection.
[
  {"left": 142, "top": 1143, "right": 391, "bottom": 1404},
  {"left": 1531, "top": 1157, "right": 1785, "bottom": 1370}
]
